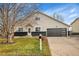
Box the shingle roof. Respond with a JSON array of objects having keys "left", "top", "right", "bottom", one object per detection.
[
  {"left": 15, "top": 11, "right": 70, "bottom": 27},
  {"left": 36, "top": 11, "right": 70, "bottom": 27}
]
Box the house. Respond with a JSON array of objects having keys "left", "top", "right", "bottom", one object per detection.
[
  {"left": 14, "top": 11, "right": 69, "bottom": 36},
  {"left": 71, "top": 18, "right": 79, "bottom": 35}
]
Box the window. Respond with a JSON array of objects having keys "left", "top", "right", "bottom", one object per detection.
[
  {"left": 35, "top": 27, "right": 41, "bottom": 32},
  {"left": 35, "top": 17, "right": 40, "bottom": 20},
  {"left": 18, "top": 28, "right": 23, "bottom": 32}
]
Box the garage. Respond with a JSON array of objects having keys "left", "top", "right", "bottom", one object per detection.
[{"left": 47, "top": 28, "right": 67, "bottom": 37}]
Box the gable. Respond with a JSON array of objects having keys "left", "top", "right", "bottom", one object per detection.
[
  {"left": 41, "top": 12, "right": 69, "bottom": 26},
  {"left": 15, "top": 11, "right": 69, "bottom": 28},
  {"left": 71, "top": 18, "right": 79, "bottom": 25},
  {"left": 71, "top": 18, "right": 79, "bottom": 32},
  {"left": 37, "top": 12, "right": 69, "bottom": 28}
]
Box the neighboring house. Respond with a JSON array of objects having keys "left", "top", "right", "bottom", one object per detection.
[
  {"left": 71, "top": 18, "right": 79, "bottom": 34},
  {"left": 14, "top": 11, "right": 69, "bottom": 36}
]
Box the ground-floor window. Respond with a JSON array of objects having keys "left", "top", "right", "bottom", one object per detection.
[
  {"left": 35, "top": 27, "right": 41, "bottom": 32},
  {"left": 18, "top": 28, "right": 23, "bottom": 32}
]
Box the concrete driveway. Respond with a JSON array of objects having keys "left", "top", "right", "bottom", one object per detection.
[{"left": 47, "top": 37, "right": 79, "bottom": 56}]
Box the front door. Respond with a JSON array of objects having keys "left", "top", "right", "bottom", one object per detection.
[{"left": 27, "top": 28, "right": 31, "bottom": 36}]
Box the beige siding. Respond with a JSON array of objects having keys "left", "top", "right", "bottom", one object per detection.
[
  {"left": 31, "top": 13, "right": 69, "bottom": 31},
  {"left": 72, "top": 19, "right": 79, "bottom": 33},
  {"left": 14, "top": 12, "right": 69, "bottom": 32}
]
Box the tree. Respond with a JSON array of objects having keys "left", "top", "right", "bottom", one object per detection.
[
  {"left": 0, "top": 3, "right": 39, "bottom": 43},
  {"left": 53, "top": 13, "right": 64, "bottom": 22}
]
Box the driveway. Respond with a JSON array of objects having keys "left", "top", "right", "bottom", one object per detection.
[{"left": 47, "top": 37, "right": 79, "bottom": 56}]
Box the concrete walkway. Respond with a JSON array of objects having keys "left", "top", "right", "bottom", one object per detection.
[{"left": 47, "top": 37, "right": 79, "bottom": 56}]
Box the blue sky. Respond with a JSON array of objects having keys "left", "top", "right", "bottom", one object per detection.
[{"left": 39, "top": 3, "right": 79, "bottom": 24}]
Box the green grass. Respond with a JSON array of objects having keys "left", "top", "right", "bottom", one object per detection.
[{"left": 0, "top": 37, "right": 51, "bottom": 56}]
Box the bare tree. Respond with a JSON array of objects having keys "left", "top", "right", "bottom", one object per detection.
[
  {"left": 53, "top": 13, "right": 64, "bottom": 22},
  {"left": 0, "top": 3, "right": 39, "bottom": 43}
]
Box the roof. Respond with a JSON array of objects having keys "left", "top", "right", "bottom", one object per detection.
[
  {"left": 36, "top": 11, "right": 70, "bottom": 27},
  {"left": 16, "top": 11, "right": 70, "bottom": 27},
  {"left": 71, "top": 17, "right": 79, "bottom": 25}
]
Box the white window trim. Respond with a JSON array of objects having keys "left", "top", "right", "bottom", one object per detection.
[{"left": 35, "top": 27, "right": 41, "bottom": 32}]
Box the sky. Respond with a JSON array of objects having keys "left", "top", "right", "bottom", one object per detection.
[{"left": 39, "top": 3, "right": 79, "bottom": 25}]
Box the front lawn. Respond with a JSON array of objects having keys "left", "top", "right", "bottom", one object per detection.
[{"left": 0, "top": 37, "right": 51, "bottom": 56}]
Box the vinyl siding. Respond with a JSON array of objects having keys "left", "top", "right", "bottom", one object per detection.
[{"left": 72, "top": 19, "right": 79, "bottom": 33}]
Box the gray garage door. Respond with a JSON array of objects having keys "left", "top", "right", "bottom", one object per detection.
[{"left": 47, "top": 28, "right": 67, "bottom": 37}]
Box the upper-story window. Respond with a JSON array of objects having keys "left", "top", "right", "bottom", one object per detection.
[
  {"left": 18, "top": 28, "right": 23, "bottom": 32},
  {"left": 35, "top": 17, "right": 40, "bottom": 20}
]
